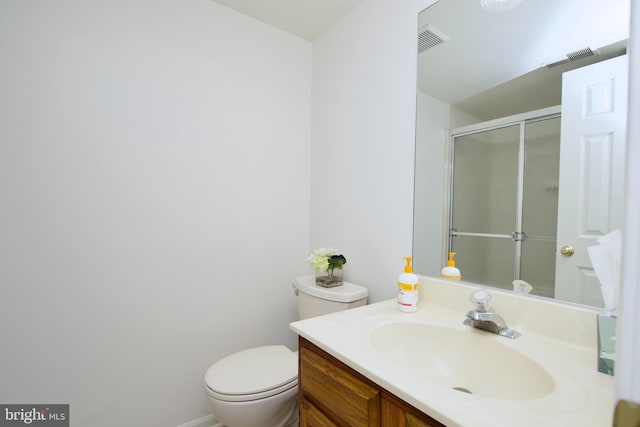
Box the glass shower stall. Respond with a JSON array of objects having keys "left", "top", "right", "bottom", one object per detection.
[{"left": 448, "top": 108, "right": 561, "bottom": 297}]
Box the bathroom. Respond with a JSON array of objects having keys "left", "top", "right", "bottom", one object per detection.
[{"left": 0, "top": 0, "right": 638, "bottom": 426}]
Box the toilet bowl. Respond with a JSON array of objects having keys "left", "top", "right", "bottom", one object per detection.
[
  {"left": 204, "top": 345, "right": 299, "bottom": 427},
  {"left": 203, "top": 276, "right": 368, "bottom": 427}
]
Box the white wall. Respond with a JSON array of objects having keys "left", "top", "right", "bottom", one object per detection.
[
  {"left": 310, "top": 0, "right": 423, "bottom": 303},
  {"left": 0, "top": 1, "right": 311, "bottom": 425},
  {"left": 413, "top": 92, "right": 450, "bottom": 276},
  {"left": 413, "top": 89, "right": 481, "bottom": 276}
]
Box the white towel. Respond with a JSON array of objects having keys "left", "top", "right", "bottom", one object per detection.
[{"left": 587, "top": 229, "right": 622, "bottom": 311}]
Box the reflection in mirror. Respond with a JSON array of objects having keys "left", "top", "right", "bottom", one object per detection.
[
  {"left": 449, "top": 109, "right": 560, "bottom": 299},
  {"left": 412, "top": 0, "right": 630, "bottom": 308}
]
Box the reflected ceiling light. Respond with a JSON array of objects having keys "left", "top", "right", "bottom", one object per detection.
[{"left": 480, "top": 0, "right": 524, "bottom": 12}]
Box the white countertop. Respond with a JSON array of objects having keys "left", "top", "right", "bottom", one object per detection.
[{"left": 290, "top": 276, "right": 615, "bottom": 427}]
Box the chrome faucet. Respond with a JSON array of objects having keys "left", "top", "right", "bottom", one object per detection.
[{"left": 463, "top": 289, "right": 520, "bottom": 339}]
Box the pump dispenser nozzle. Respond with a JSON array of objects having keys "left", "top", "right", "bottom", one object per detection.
[
  {"left": 447, "top": 252, "right": 457, "bottom": 267},
  {"left": 403, "top": 256, "right": 413, "bottom": 273}
]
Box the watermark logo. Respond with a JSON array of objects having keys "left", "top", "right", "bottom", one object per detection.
[{"left": 0, "top": 405, "right": 68, "bottom": 426}]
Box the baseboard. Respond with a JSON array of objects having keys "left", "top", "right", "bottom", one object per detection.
[{"left": 176, "top": 414, "right": 222, "bottom": 427}]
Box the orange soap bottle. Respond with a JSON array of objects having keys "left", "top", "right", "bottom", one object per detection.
[
  {"left": 397, "top": 257, "right": 419, "bottom": 312},
  {"left": 441, "top": 252, "right": 462, "bottom": 280}
]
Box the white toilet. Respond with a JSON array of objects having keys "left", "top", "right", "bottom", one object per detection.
[{"left": 203, "top": 275, "right": 368, "bottom": 427}]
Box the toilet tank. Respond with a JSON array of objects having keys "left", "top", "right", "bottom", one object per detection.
[{"left": 293, "top": 276, "right": 368, "bottom": 320}]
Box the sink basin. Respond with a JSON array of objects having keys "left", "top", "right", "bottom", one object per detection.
[{"left": 370, "top": 322, "right": 555, "bottom": 400}]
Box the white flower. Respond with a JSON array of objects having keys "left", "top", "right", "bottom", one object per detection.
[{"left": 307, "top": 247, "right": 339, "bottom": 272}]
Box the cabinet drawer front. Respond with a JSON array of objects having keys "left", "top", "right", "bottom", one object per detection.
[{"left": 300, "top": 344, "right": 380, "bottom": 427}]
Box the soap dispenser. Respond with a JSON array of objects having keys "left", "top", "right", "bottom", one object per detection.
[
  {"left": 397, "top": 257, "right": 419, "bottom": 312},
  {"left": 441, "top": 252, "right": 461, "bottom": 280}
]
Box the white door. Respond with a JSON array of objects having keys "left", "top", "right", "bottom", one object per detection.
[{"left": 555, "top": 54, "right": 628, "bottom": 306}]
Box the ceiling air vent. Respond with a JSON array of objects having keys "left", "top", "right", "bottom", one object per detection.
[
  {"left": 543, "top": 47, "right": 597, "bottom": 68},
  {"left": 566, "top": 47, "right": 595, "bottom": 62},
  {"left": 418, "top": 24, "right": 450, "bottom": 54}
]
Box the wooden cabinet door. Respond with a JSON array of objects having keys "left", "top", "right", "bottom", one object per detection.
[
  {"left": 300, "top": 397, "right": 339, "bottom": 427},
  {"left": 300, "top": 339, "right": 380, "bottom": 427},
  {"left": 298, "top": 338, "right": 445, "bottom": 427},
  {"left": 381, "top": 391, "right": 445, "bottom": 427}
]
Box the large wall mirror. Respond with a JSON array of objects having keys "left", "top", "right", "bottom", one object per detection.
[{"left": 413, "top": 0, "right": 630, "bottom": 308}]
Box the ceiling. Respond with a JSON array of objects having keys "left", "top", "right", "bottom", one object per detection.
[
  {"left": 209, "top": 0, "right": 364, "bottom": 40},
  {"left": 208, "top": 1, "right": 629, "bottom": 121},
  {"left": 418, "top": 0, "right": 630, "bottom": 121}
]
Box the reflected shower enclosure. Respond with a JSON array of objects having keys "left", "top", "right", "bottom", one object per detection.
[{"left": 448, "top": 111, "right": 561, "bottom": 297}]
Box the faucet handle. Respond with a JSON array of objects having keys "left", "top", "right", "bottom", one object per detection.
[{"left": 470, "top": 289, "right": 492, "bottom": 311}]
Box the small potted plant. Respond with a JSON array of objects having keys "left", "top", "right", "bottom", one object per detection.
[{"left": 307, "top": 247, "right": 347, "bottom": 287}]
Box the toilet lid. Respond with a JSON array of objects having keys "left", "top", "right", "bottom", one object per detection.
[
  {"left": 204, "top": 345, "right": 298, "bottom": 398},
  {"left": 294, "top": 275, "right": 368, "bottom": 302}
]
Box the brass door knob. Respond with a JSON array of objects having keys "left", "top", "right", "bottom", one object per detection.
[{"left": 560, "top": 245, "right": 575, "bottom": 256}]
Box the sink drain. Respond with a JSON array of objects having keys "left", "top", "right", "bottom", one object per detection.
[{"left": 453, "top": 387, "right": 472, "bottom": 394}]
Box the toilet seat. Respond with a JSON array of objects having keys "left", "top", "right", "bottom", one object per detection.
[{"left": 204, "top": 345, "right": 298, "bottom": 402}]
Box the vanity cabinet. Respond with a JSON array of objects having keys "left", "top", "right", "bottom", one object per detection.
[{"left": 299, "top": 337, "right": 445, "bottom": 427}]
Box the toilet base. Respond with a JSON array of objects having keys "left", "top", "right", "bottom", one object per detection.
[{"left": 205, "top": 384, "right": 298, "bottom": 427}]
